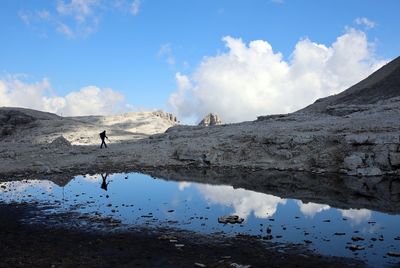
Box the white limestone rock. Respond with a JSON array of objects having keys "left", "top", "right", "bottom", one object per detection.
[{"left": 198, "top": 113, "right": 222, "bottom": 126}]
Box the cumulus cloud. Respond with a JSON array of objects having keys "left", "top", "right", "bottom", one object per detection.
[
  {"left": 197, "top": 184, "right": 286, "bottom": 219},
  {"left": 355, "top": 17, "right": 376, "bottom": 29},
  {"left": 169, "top": 28, "right": 387, "bottom": 123},
  {"left": 0, "top": 75, "right": 125, "bottom": 116},
  {"left": 297, "top": 201, "right": 330, "bottom": 218}
]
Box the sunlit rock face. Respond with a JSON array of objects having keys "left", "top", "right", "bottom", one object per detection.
[{"left": 198, "top": 113, "right": 222, "bottom": 126}]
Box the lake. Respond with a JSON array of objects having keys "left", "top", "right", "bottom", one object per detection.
[{"left": 0, "top": 170, "right": 399, "bottom": 267}]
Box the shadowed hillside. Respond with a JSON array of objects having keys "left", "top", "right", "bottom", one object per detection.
[{"left": 300, "top": 56, "right": 400, "bottom": 114}]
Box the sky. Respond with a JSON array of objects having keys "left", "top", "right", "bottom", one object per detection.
[{"left": 0, "top": 0, "right": 399, "bottom": 123}]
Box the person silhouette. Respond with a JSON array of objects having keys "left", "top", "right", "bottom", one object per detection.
[
  {"left": 99, "top": 130, "right": 108, "bottom": 148},
  {"left": 100, "top": 173, "right": 109, "bottom": 191}
]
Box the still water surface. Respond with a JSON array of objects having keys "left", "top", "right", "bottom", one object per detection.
[{"left": 0, "top": 172, "right": 399, "bottom": 266}]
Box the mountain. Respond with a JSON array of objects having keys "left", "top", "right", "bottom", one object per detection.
[{"left": 300, "top": 56, "right": 400, "bottom": 114}]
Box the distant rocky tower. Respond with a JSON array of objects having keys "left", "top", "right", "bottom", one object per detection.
[
  {"left": 153, "top": 110, "right": 177, "bottom": 123},
  {"left": 198, "top": 113, "right": 222, "bottom": 126}
]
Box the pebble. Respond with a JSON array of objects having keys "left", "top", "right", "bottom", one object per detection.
[
  {"left": 387, "top": 252, "right": 400, "bottom": 257},
  {"left": 218, "top": 215, "right": 244, "bottom": 224},
  {"left": 334, "top": 232, "right": 346, "bottom": 236},
  {"left": 348, "top": 245, "right": 365, "bottom": 251},
  {"left": 351, "top": 236, "right": 365, "bottom": 242}
]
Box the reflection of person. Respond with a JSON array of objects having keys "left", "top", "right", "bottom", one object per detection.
[
  {"left": 99, "top": 130, "right": 108, "bottom": 148},
  {"left": 100, "top": 173, "right": 109, "bottom": 191}
]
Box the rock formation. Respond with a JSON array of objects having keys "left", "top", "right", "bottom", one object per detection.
[
  {"left": 198, "top": 113, "right": 222, "bottom": 126},
  {"left": 0, "top": 57, "right": 399, "bottom": 178}
]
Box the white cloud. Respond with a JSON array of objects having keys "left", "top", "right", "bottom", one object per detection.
[
  {"left": 158, "top": 43, "right": 176, "bottom": 66},
  {"left": 355, "top": 17, "right": 376, "bottom": 29},
  {"left": 19, "top": 0, "right": 140, "bottom": 39},
  {"left": 130, "top": 0, "right": 141, "bottom": 16},
  {"left": 340, "top": 208, "right": 372, "bottom": 225},
  {"left": 56, "top": 23, "right": 75, "bottom": 39},
  {"left": 18, "top": 10, "right": 32, "bottom": 25},
  {"left": 37, "top": 10, "right": 51, "bottom": 20},
  {"left": 197, "top": 184, "right": 286, "bottom": 219},
  {"left": 0, "top": 75, "right": 126, "bottom": 116},
  {"left": 169, "top": 29, "right": 387, "bottom": 123},
  {"left": 297, "top": 201, "right": 330, "bottom": 218},
  {"left": 57, "top": 0, "right": 100, "bottom": 23}
]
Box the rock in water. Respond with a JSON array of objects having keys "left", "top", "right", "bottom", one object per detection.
[
  {"left": 50, "top": 136, "right": 72, "bottom": 148},
  {"left": 198, "top": 113, "right": 222, "bottom": 126},
  {"left": 218, "top": 215, "right": 244, "bottom": 224}
]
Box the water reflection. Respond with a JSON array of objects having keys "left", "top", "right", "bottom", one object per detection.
[
  {"left": 297, "top": 201, "right": 330, "bottom": 218},
  {"left": 340, "top": 209, "right": 372, "bottom": 225},
  {"left": 100, "top": 173, "right": 109, "bottom": 191},
  {"left": 0, "top": 171, "right": 399, "bottom": 266},
  {"left": 197, "top": 184, "right": 286, "bottom": 219}
]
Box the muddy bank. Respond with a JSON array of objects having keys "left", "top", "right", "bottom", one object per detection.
[{"left": 0, "top": 203, "right": 364, "bottom": 268}]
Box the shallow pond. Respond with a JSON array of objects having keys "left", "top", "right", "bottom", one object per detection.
[{"left": 1, "top": 171, "right": 399, "bottom": 266}]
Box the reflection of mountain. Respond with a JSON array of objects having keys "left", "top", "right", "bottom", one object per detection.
[
  {"left": 197, "top": 184, "right": 286, "bottom": 219},
  {"left": 147, "top": 168, "right": 400, "bottom": 214},
  {"left": 2, "top": 168, "right": 399, "bottom": 215}
]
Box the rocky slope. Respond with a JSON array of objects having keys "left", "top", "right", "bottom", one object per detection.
[
  {"left": 300, "top": 56, "right": 400, "bottom": 115},
  {"left": 0, "top": 57, "right": 399, "bottom": 178},
  {"left": 0, "top": 108, "right": 177, "bottom": 145}
]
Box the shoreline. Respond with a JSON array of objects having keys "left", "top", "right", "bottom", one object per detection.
[{"left": 0, "top": 202, "right": 365, "bottom": 267}]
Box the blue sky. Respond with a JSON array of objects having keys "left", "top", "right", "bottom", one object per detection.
[{"left": 0, "top": 0, "right": 399, "bottom": 122}]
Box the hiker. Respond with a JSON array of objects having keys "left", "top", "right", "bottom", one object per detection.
[
  {"left": 100, "top": 173, "right": 109, "bottom": 191},
  {"left": 99, "top": 130, "right": 108, "bottom": 148}
]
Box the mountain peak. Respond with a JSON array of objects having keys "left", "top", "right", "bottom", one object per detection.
[{"left": 299, "top": 56, "right": 400, "bottom": 114}]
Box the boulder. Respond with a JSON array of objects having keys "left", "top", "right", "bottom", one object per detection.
[
  {"left": 198, "top": 113, "right": 222, "bottom": 126},
  {"left": 343, "top": 154, "right": 364, "bottom": 170},
  {"left": 50, "top": 136, "right": 71, "bottom": 148},
  {"left": 389, "top": 152, "right": 400, "bottom": 167}
]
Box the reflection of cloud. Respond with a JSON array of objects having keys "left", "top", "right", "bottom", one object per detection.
[
  {"left": 0, "top": 180, "right": 56, "bottom": 201},
  {"left": 197, "top": 185, "right": 286, "bottom": 219},
  {"left": 178, "top": 182, "right": 191, "bottom": 191},
  {"left": 340, "top": 208, "right": 372, "bottom": 225},
  {"left": 297, "top": 201, "right": 330, "bottom": 218}
]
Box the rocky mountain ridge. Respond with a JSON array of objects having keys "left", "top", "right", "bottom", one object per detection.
[{"left": 0, "top": 57, "right": 399, "bottom": 178}]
